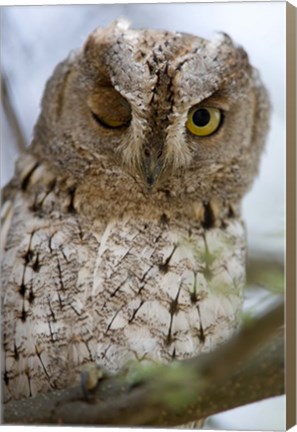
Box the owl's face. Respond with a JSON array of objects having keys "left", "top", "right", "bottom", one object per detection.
[{"left": 33, "top": 21, "right": 270, "bottom": 212}]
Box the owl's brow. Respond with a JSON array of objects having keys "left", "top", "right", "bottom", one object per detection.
[
  {"left": 195, "top": 93, "right": 231, "bottom": 111},
  {"left": 171, "top": 38, "right": 208, "bottom": 74}
]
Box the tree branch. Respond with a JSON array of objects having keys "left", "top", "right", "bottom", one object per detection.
[
  {"left": 1, "top": 73, "right": 27, "bottom": 153},
  {"left": 3, "top": 300, "right": 284, "bottom": 426}
]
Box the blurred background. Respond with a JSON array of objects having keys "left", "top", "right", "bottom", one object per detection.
[{"left": 1, "top": 3, "right": 285, "bottom": 430}]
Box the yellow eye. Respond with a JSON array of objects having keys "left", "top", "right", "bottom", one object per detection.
[{"left": 186, "top": 107, "right": 222, "bottom": 136}]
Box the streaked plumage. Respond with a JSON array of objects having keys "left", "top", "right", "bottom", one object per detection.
[{"left": 1, "top": 21, "right": 269, "bottom": 406}]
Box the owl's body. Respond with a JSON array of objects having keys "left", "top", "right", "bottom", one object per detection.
[{"left": 1, "top": 21, "right": 269, "bottom": 405}]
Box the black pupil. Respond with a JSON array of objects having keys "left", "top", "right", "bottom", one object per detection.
[{"left": 192, "top": 108, "right": 210, "bottom": 127}]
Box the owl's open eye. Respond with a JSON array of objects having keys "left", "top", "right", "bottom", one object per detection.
[
  {"left": 186, "top": 107, "right": 222, "bottom": 136},
  {"left": 87, "top": 88, "right": 132, "bottom": 129}
]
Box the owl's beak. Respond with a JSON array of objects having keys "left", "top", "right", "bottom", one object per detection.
[{"left": 142, "top": 149, "right": 163, "bottom": 189}]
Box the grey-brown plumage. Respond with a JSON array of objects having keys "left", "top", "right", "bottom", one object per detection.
[{"left": 1, "top": 20, "right": 270, "bottom": 405}]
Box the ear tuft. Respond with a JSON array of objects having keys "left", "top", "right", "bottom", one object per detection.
[
  {"left": 210, "top": 32, "right": 234, "bottom": 51},
  {"left": 110, "top": 18, "right": 131, "bottom": 32}
]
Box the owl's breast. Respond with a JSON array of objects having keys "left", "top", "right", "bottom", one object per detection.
[
  {"left": 2, "top": 187, "right": 246, "bottom": 400},
  {"left": 89, "top": 217, "right": 246, "bottom": 372}
]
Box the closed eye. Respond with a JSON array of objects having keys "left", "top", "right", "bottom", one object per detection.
[
  {"left": 91, "top": 111, "right": 130, "bottom": 129},
  {"left": 88, "top": 87, "right": 132, "bottom": 130}
]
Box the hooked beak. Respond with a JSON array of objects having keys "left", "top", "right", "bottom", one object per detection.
[{"left": 142, "top": 150, "right": 164, "bottom": 189}]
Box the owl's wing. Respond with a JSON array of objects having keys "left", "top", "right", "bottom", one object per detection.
[
  {"left": 1, "top": 154, "right": 101, "bottom": 401},
  {"left": 1, "top": 194, "right": 13, "bottom": 256}
]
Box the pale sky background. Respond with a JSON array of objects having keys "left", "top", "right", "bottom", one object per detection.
[{"left": 1, "top": 3, "right": 286, "bottom": 430}]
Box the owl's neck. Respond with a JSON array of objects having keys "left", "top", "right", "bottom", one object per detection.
[
  {"left": 72, "top": 175, "right": 240, "bottom": 229},
  {"left": 15, "top": 152, "right": 241, "bottom": 229}
]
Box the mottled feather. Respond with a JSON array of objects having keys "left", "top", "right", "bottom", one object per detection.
[{"left": 1, "top": 21, "right": 269, "bottom": 408}]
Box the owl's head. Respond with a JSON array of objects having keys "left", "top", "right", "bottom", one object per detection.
[{"left": 32, "top": 20, "right": 270, "bottom": 221}]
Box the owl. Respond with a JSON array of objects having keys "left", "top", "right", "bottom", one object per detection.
[{"left": 1, "top": 19, "right": 270, "bottom": 415}]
